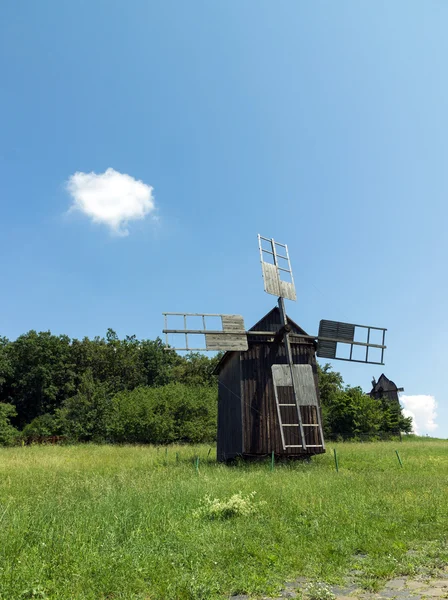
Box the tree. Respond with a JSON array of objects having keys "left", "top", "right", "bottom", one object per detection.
[
  {"left": 347, "top": 386, "right": 383, "bottom": 439},
  {"left": 5, "top": 331, "right": 76, "bottom": 426},
  {"left": 0, "top": 403, "right": 19, "bottom": 446},
  {"left": 57, "top": 370, "right": 113, "bottom": 442},
  {"left": 317, "top": 363, "right": 410, "bottom": 440},
  {"left": 170, "top": 352, "right": 222, "bottom": 387},
  {"left": 106, "top": 383, "right": 217, "bottom": 444},
  {"left": 21, "top": 414, "right": 59, "bottom": 440},
  {"left": 137, "top": 338, "right": 180, "bottom": 387},
  {"left": 0, "top": 337, "right": 12, "bottom": 398},
  {"left": 317, "top": 363, "right": 345, "bottom": 438},
  {"left": 378, "top": 395, "right": 413, "bottom": 434},
  {"left": 70, "top": 333, "right": 179, "bottom": 390},
  {"left": 0, "top": 327, "right": 412, "bottom": 443}
]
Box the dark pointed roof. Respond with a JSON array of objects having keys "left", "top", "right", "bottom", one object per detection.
[
  {"left": 213, "top": 306, "right": 310, "bottom": 374},
  {"left": 248, "top": 306, "right": 309, "bottom": 336},
  {"left": 371, "top": 374, "right": 398, "bottom": 393},
  {"left": 369, "top": 374, "right": 403, "bottom": 400}
]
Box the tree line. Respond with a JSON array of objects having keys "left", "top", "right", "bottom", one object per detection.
[{"left": 0, "top": 329, "right": 412, "bottom": 445}]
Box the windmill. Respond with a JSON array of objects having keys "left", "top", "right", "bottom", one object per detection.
[
  {"left": 163, "top": 234, "right": 387, "bottom": 460},
  {"left": 370, "top": 374, "right": 404, "bottom": 404}
]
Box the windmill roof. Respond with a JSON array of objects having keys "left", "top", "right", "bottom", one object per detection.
[
  {"left": 213, "top": 306, "right": 311, "bottom": 374},
  {"left": 248, "top": 306, "right": 309, "bottom": 336},
  {"left": 371, "top": 373, "right": 397, "bottom": 392}
]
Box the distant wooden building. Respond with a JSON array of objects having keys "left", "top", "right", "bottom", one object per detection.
[
  {"left": 215, "top": 307, "right": 325, "bottom": 462},
  {"left": 369, "top": 374, "right": 404, "bottom": 403}
]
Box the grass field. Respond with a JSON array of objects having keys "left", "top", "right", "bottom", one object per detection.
[{"left": 0, "top": 440, "right": 447, "bottom": 600}]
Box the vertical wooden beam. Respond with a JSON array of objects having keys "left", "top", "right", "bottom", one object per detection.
[{"left": 277, "top": 296, "right": 307, "bottom": 450}]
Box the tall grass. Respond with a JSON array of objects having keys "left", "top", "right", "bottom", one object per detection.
[{"left": 0, "top": 440, "right": 447, "bottom": 600}]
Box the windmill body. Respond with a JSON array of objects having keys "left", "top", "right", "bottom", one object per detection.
[
  {"left": 163, "top": 235, "right": 387, "bottom": 461},
  {"left": 215, "top": 307, "right": 323, "bottom": 461}
]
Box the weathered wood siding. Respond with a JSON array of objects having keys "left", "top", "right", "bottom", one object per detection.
[
  {"left": 216, "top": 306, "right": 325, "bottom": 459},
  {"left": 240, "top": 339, "right": 323, "bottom": 456},
  {"left": 217, "top": 351, "right": 243, "bottom": 461}
]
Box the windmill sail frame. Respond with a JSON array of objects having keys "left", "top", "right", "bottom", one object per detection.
[
  {"left": 317, "top": 320, "right": 387, "bottom": 365},
  {"left": 163, "top": 312, "right": 248, "bottom": 351},
  {"left": 258, "top": 234, "right": 297, "bottom": 301},
  {"left": 162, "top": 234, "right": 390, "bottom": 460}
]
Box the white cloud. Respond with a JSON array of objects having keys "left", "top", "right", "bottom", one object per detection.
[
  {"left": 67, "top": 168, "right": 155, "bottom": 236},
  {"left": 400, "top": 394, "right": 438, "bottom": 435}
]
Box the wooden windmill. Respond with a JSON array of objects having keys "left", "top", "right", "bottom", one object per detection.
[
  {"left": 370, "top": 374, "right": 404, "bottom": 404},
  {"left": 163, "top": 235, "right": 387, "bottom": 461}
]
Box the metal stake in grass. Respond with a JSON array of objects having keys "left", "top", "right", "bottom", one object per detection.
[
  {"left": 271, "top": 451, "right": 275, "bottom": 471},
  {"left": 207, "top": 447, "right": 212, "bottom": 458},
  {"left": 333, "top": 448, "right": 339, "bottom": 472},
  {"left": 195, "top": 456, "right": 200, "bottom": 473},
  {"left": 395, "top": 450, "right": 403, "bottom": 467}
]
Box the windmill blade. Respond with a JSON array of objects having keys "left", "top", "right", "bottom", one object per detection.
[
  {"left": 272, "top": 364, "right": 319, "bottom": 406},
  {"left": 317, "top": 319, "right": 387, "bottom": 365},
  {"left": 258, "top": 234, "right": 297, "bottom": 301},
  {"left": 163, "top": 313, "right": 248, "bottom": 351}
]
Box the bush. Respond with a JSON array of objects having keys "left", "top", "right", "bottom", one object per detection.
[
  {"left": 57, "top": 371, "right": 113, "bottom": 442},
  {"left": 21, "top": 414, "right": 60, "bottom": 441},
  {"left": 194, "top": 492, "right": 265, "bottom": 520},
  {"left": 0, "top": 402, "right": 19, "bottom": 446},
  {"left": 55, "top": 381, "right": 217, "bottom": 444},
  {"left": 106, "top": 383, "right": 217, "bottom": 444}
]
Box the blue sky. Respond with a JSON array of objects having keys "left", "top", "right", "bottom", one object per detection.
[{"left": 0, "top": 1, "right": 446, "bottom": 436}]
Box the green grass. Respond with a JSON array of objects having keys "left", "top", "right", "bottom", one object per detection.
[{"left": 0, "top": 440, "right": 447, "bottom": 600}]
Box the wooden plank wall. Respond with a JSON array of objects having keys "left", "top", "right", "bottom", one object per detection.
[
  {"left": 240, "top": 339, "right": 324, "bottom": 457},
  {"left": 217, "top": 352, "right": 243, "bottom": 461}
]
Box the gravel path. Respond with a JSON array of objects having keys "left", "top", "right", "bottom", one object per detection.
[{"left": 231, "top": 567, "right": 448, "bottom": 600}]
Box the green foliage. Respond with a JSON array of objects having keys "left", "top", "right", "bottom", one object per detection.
[
  {"left": 317, "top": 363, "right": 344, "bottom": 405},
  {"left": 325, "top": 386, "right": 383, "bottom": 440},
  {"left": 318, "top": 364, "right": 411, "bottom": 440},
  {"left": 57, "top": 371, "right": 114, "bottom": 442},
  {"left": 68, "top": 331, "right": 179, "bottom": 393},
  {"left": 194, "top": 491, "right": 265, "bottom": 520},
  {"left": 0, "top": 336, "right": 12, "bottom": 393},
  {"left": 2, "top": 331, "right": 76, "bottom": 427},
  {"left": 0, "top": 330, "right": 215, "bottom": 441},
  {"left": 171, "top": 352, "right": 222, "bottom": 386},
  {"left": 0, "top": 402, "right": 19, "bottom": 446},
  {"left": 0, "top": 327, "right": 411, "bottom": 444},
  {"left": 304, "top": 582, "right": 336, "bottom": 600},
  {"left": 378, "top": 395, "right": 413, "bottom": 434},
  {"left": 54, "top": 379, "right": 217, "bottom": 444},
  {"left": 19, "top": 584, "right": 49, "bottom": 599},
  {"left": 21, "top": 414, "right": 59, "bottom": 440},
  {"left": 106, "top": 383, "right": 217, "bottom": 444}
]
